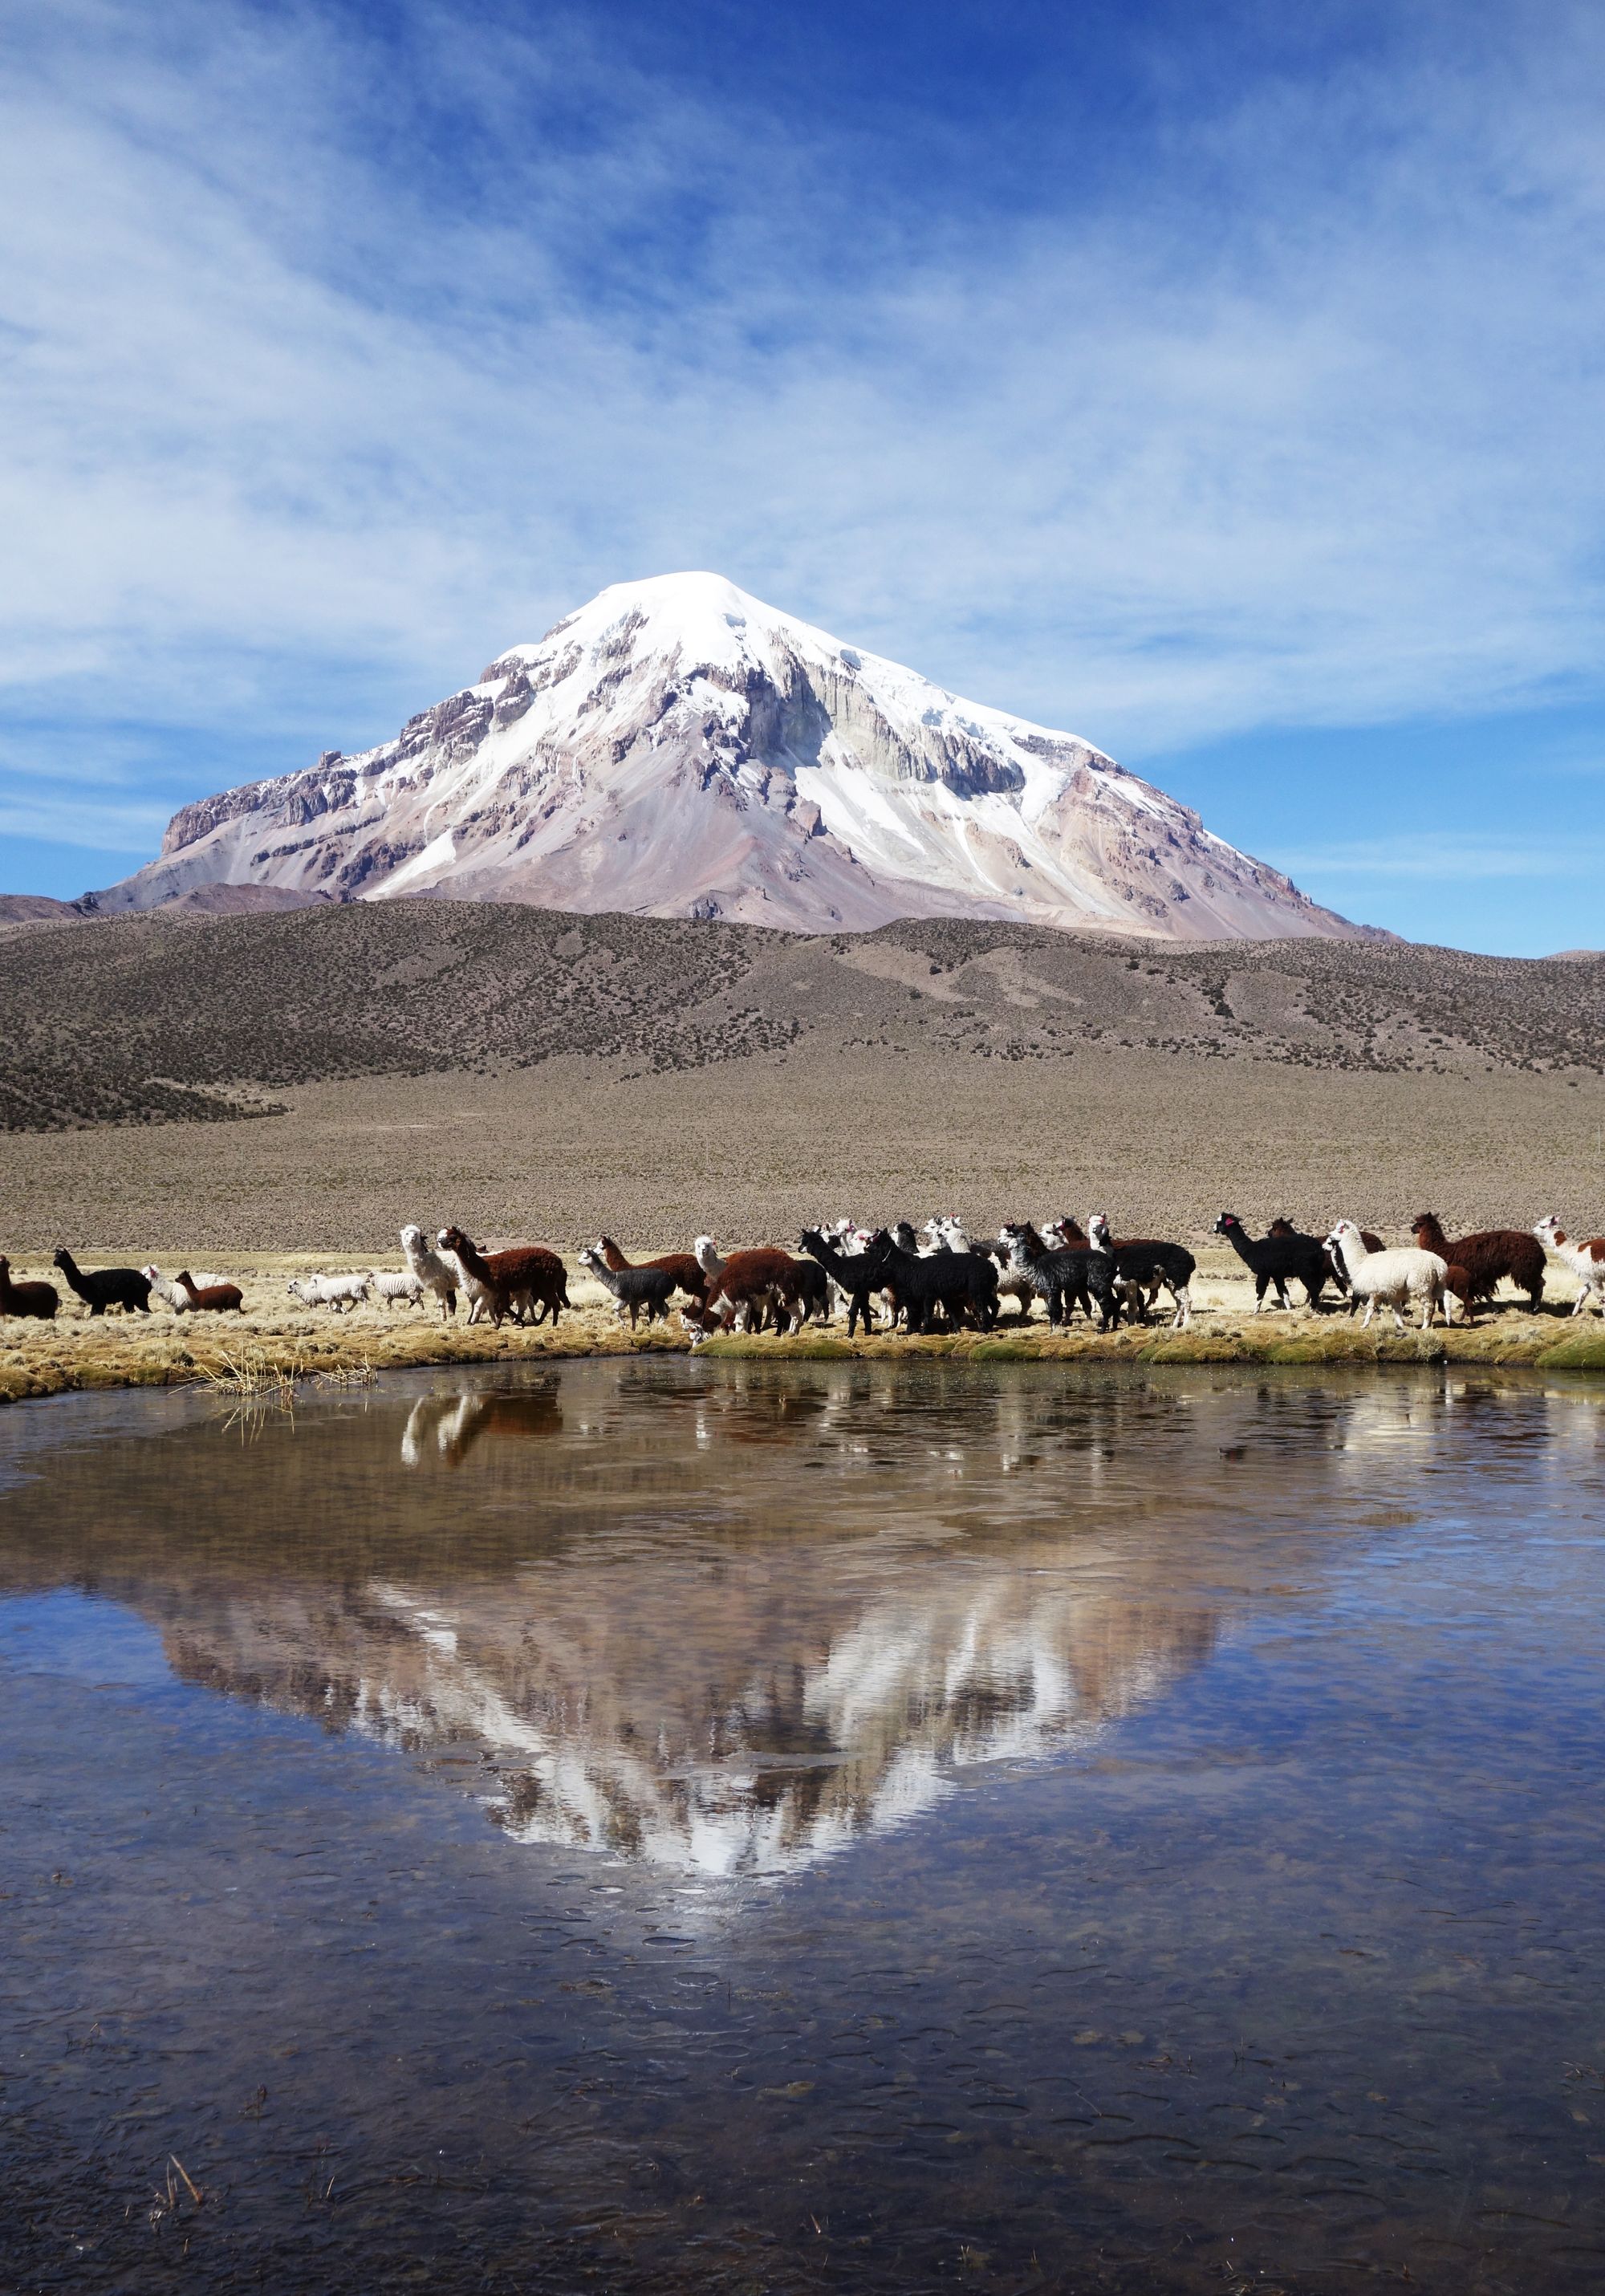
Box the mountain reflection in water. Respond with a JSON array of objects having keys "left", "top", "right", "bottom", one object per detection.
[
  {"left": 2, "top": 1360, "right": 1604, "bottom": 2296},
  {"left": 6, "top": 1359, "right": 1577, "bottom": 1885}
]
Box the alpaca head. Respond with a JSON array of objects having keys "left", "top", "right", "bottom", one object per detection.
[
  {"left": 693, "top": 1234, "right": 722, "bottom": 1273},
  {"left": 1213, "top": 1213, "right": 1242, "bottom": 1237},
  {"left": 1534, "top": 1215, "right": 1565, "bottom": 1247}
]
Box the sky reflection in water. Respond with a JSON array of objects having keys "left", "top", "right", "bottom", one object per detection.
[{"left": 0, "top": 1360, "right": 1602, "bottom": 2293}]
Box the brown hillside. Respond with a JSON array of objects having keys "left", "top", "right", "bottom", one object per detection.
[{"left": 0, "top": 901, "right": 1600, "bottom": 1135}]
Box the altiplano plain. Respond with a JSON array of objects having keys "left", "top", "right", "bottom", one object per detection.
[{"left": 1, "top": 904, "right": 1602, "bottom": 1393}]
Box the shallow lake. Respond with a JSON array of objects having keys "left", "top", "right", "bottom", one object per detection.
[{"left": 1, "top": 1359, "right": 1603, "bottom": 2293}]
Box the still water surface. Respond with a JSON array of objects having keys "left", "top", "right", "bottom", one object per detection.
[{"left": 1, "top": 1360, "right": 1603, "bottom": 2292}]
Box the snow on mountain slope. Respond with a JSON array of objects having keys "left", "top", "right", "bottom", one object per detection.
[{"left": 89, "top": 573, "right": 1375, "bottom": 940}]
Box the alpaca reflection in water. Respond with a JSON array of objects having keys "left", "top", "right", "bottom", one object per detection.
[{"left": 400, "top": 1388, "right": 564, "bottom": 1468}]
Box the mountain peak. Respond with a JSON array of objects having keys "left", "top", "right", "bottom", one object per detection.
[{"left": 88, "top": 575, "right": 1379, "bottom": 941}]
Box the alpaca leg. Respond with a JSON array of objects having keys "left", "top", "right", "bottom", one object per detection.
[{"left": 1360, "top": 1298, "right": 1375, "bottom": 1328}]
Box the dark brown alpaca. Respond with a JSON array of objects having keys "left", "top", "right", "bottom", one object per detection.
[
  {"left": 1410, "top": 1212, "right": 1545, "bottom": 1311},
  {"left": 1442, "top": 1262, "right": 1480, "bottom": 1323},
  {"left": 437, "top": 1227, "right": 569, "bottom": 1328},
  {"left": 0, "top": 1255, "right": 59, "bottom": 1319},
  {"left": 693, "top": 1238, "right": 808, "bottom": 1333}
]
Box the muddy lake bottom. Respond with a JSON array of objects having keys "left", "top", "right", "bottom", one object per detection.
[{"left": 1, "top": 1359, "right": 1603, "bottom": 2293}]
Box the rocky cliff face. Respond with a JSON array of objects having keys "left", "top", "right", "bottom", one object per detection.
[{"left": 90, "top": 572, "right": 1375, "bottom": 940}]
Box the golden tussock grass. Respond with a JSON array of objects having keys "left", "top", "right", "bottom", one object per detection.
[{"left": 1, "top": 1248, "right": 1599, "bottom": 1406}]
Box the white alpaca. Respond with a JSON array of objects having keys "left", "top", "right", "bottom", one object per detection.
[
  {"left": 286, "top": 1272, "right": 372, "bottom": 1314},
  {"left": 693, "top": 1236, "right": 750, "bottom": 1331},
  {"left": 1534, "top": 1217, "right": 1605, "bottom": 1317},
  {"left": 143, "top": 1264, "right": 184, "bottom": 1311},
  {"left": 400, "top": 1224, "right": 460, "bottom": 1320},
  {"left": 1325, "top": 1221, "right": 1445, "bottom": 1331},
  {"left": 142, "top": 1264, "right": 228, "bottom": 1312},
  {"left": 434, "top": 1229, "right": 496, "bottom": 1324},
  {"left": 368, "top": 1269, "right": 425, "bottom": 1310},
  {"left": 924, "top": 1214, "right": 977, "bottom": 1254}
]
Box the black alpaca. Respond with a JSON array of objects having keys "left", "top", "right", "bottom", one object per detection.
[
  {"left": 51, "top": 1249, "right": 150, "bottom": 1315},
  {"left": 1087, "top": 1217, "right": 1196, "bottom": 1328},
  {"left": 859, "top": 1230, "right": 998, "bottom": 1335},
  {"left": 1000, "top": 1223, "right": 1122, "bottom": 1332},
  {"left": 1213, "top": 1213, "right": 1331, "bottom": 1312},
  {"left": 798, "top": 1229, "right": 881, "bottom": 1336}
]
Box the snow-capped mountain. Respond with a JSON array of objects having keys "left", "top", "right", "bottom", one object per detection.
[{"left": 91, "top": 572, "right": 1370, "bottom": 939}]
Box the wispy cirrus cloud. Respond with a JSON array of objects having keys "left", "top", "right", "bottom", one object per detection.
[
  {"left": 2, "top": 0, "right": 1604, "bottom": 929},
  {"left": 1279, "top": 836, "right": 1605, "bottom": 883}
]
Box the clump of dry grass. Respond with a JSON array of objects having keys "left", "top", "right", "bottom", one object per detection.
[{"left": 203, "top": 1344, "right": 304, "bottom": 1399}]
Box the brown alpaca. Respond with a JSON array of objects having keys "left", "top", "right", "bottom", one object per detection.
[
  {"left": 1410, "top": 1212, "right": 1545, "bottom": 1311},
  {"left": 693, "top": 1238, "right": 807, "bottom": 1334},
  {"left": 595, "top": 1236, "right": 709, "bottom": 1304},
  {"left": 437, "top": 1227, "right": 569, "bottom": 1328},
  {"left": 1441, "top": 1263, "right": 1479, "bottom": 1323},
  {"left": 0, "top": 1255, "right": 59, "bottom": 1320},
  {"left": 177, "top": 1271, "right": 244, "bottom": 1312}
]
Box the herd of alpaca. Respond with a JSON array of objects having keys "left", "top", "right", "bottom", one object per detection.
[{"left": 1, "top": 1208, "right": 1600, "bottom": 1335}]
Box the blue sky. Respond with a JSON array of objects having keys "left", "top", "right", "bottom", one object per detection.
[{"left": 2, "top": 0, "right": 1601, "bottom": 952}]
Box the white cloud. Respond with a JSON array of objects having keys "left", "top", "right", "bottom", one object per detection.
[
  {"left": 0, "top": 794, "right": 170, "bottom": 851},
  {"left": 4, "top": 0, "right": 1605, "bottom": 864},
  {"left": 1279, "top": 835, "right": 1605, "bottom": 882}
]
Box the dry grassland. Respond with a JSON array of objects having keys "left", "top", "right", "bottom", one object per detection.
[
  {"left": 0, "top": 1278, "right": 1598, "bottom": 1411},
  {"left": 3, "top": 908, "right": 1603, "bottom": 1405},
  {"left": 2, "top": 1042, "right": 1600, "bottom": 1253}
]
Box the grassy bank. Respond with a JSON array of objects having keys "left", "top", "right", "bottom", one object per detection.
[
  {"left": 695, "top": 1320, "right": 1605, "bottom": 1371},
  {"left": 1, "top": 1248, "right": 1600, "bottom": 1406}
]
